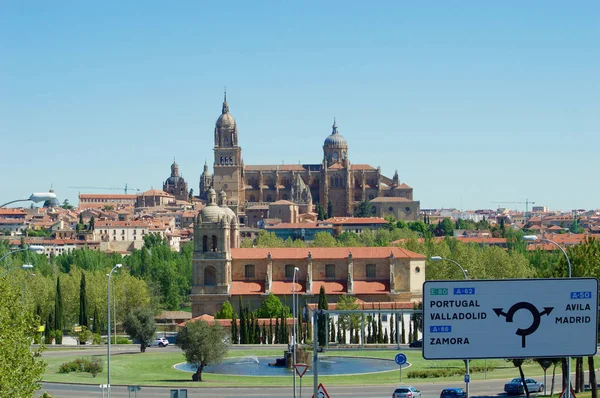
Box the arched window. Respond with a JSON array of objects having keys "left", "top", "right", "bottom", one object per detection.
[
  {"left": 245, "top": 264, "right": 255, "bottom": 278},
  {"left": 212, "top": 235, "right": 218, "bottom": 252},
  {"left": 333, "top": 152, "right": 338, "bottom": 161},
  {"left": 249, "top": 195, "right": 256, "bottom": 202},
  {"left": 204, "top": 266, "right": 216, "bottom": 286},
  {"left": 229, "top": 156, "right": 233, "bottom": 164},
  {"left": 366, "top": 264, "right": 376, "bottom": 278},
  {"left": 285, "top": 264, "right": 296, "bottom": 279},
  {"left": 220, "top": 157, "right": 224, "bottom": 164},
  {"left": 202, "top": 235, "right": 208, "bottom": 252},
  {"left": 326, "top": 264, "right": 335, "bottom": 278},
  {"left": 225, "top": 157, "right": 229, "bottom": 165}
]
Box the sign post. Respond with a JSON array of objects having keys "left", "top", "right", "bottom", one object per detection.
[
  {"left": 295, "top": 363, "right": 309, "bottom": 398},
  {"left": 312, "top": 382, "right": 330, "bottom": 398},
  {"left": 423, "top": 279, "right": 598, "bottom": 360},
  {"left": 395, "top": 353, "right": 407, "bottom": 382}
]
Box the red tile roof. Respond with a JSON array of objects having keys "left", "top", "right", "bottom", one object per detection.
[
  {"left": 230, "top": 281, "right": 265, "bottom": 295},
  {"left": 353, "top": 280, "right": 390, "bottom": 294},
  {"left": 79, "top": 194, "right": 137, "bottom": 200},
  {"left": 0, "top": 209, "right": 27, "bottom": 216},
  {"left": 231, "top": 247, "right": 425, "bottom": 260},
  {"left": 312, "top": 280, "right": 346, "bottom": 294},
  {"left": 271, "top": 281, "right": 304, "bottom": 294}
]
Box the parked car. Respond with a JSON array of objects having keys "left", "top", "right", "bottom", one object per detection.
[
  {"left": 409, "top": 339, "right": 423, "bottom": 348},
  {"left": 504, "top": 378, "right": 544, "bottom": 394},
  {"left": 441, "top": 388, "right": 466, "bottom": 398},
  {"left": 393, "top": 386, "right": 422, "bottom": 398},
  {"left": 150, "top": 337, "right": 169, "bottom": 347}
]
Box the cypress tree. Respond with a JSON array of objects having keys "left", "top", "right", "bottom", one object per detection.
[
  {"left": 367, "top": 319, "right": 372, "bottom": 343},
  {"left": 307, "top": 314, "right": 312, "bottom": 341},
  {"left": 390, "top": 312, "right": 395, "bottom": 344},
  {"left": 231, "top": 311, "right": 238, "bottom": 344},
  {"left": 44, "top": 312, "right": 53, "bottom": 344},
  {"left": 261, "top": 323, "right": 267, "bottom": 344},
  {"left": 269, "top": 318, "right": 273, "bottom": 344},
  {"left": 253, "top": 314, "right": 259, "bottom": 344},
  {"left": 384, "top": 328, "right": 389, "bottom": 344},
  {"left": 240, "top": 302, "right": 246, "bottom": 344},
  {"left": 371, "top": 313, "right": 377, "bottom": 343},
  {"left": 275, "top": 317, "right": 280, "bottom": 344},
  {"left": 297, "top": 304, "right": 303, "bottom": 344},
  {"left": 401, "top": 314, "right": 406, "bottom": 344},
  {"left": 317, "top": 286, "right": 328, "bottom": 347},
  {"left": 79, "top": 272, "right": 88, "bottom": 327},
  {"left": 377, "top": 307, "right": 383, "bottom": 344},
  {"left": 408, "top": 322, "right": 413, "bottom": 343},
  {"left": 327, "top": 200, "right": 334, "bottom": 219},
  {"left": 54, "top": 277, "right": 63, "bottom": 344}
]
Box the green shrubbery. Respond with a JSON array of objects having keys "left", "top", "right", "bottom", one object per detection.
[
  {"left": 58, "top": 357, "right": 103, "bottom": 377},
  {"left": 406, "top": 365, "right": 494, "bottom": 379},
  {"left": 116, "top": 336, "right": 133, "bottom": 344}
]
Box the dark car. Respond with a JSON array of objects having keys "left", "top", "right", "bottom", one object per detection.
[
  {"left": 441, "top": 388, "right": 466, "bottom": 398},
  {"left": 409, "top": 339, "right": 423, "bottom": 348},
  {"left": 504, "top": 378, "right": 544, "bottom": 395}
]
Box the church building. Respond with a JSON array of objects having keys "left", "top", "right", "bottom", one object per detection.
[
  {"left": 191, "top": 188, "right": 426, "bottom": 316},
  {"left": 163, "top": 160, "right": 189, "bottom": 201},
  {"left": 199, "top": 93, "right": 420, "bottom": 223}
]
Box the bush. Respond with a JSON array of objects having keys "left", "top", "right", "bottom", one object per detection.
[
  {"left": 40, "top": 393, "right": 55, "bottom": 398},
  {"left": 92, "top": 333, "right": 102, "bottom": 345},
  {"left": 116, "top": 336, "right": 132, "bottom": 344},
  {"left": 54, "top": 330, "right": 63, "bottom": 345},
  {"left": 58, "top": 357, "right": 104, "bottom": 377},
  {"left": 406, "top": 365, "right": 494, "bottom": 379}
]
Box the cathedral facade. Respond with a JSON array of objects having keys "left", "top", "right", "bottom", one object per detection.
[{"left": 199, "top": 94, "right": 420, "bottom": 222}]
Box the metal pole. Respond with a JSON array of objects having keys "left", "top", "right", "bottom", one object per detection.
[
  {"left": 313, "top": 310, "right": 318, "bottom": 398},
  {"left": 292, "top": 269, "right": 297, "bottom": 398},
  {"left": 107, "top": 272, "right": 111, "bottom": 398},
  {"left": 113, "top": 278, "right": 117, "bottom": 345},
  {"left": 466, "top": 359, "right": 470, "bottom": 398}
]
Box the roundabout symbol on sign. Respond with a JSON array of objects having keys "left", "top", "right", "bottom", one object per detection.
[
  {"left": 395, "top": 353, "right": 407, "bottom": 366},
  {"left": 493, "top": 301, "right": 554, "bottom": 348}
]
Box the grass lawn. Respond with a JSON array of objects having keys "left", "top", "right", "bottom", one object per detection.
[{"left": 42, "top": 347, "right": 598, "bottom": 388}]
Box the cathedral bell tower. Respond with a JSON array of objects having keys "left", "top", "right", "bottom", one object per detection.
[{"left": 213, "top": 91, "right": 243, "bottom": 214}]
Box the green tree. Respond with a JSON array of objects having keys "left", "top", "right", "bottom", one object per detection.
[
  {"left": 215, "top": 300, "right": 234, "bottom": 319},
  {"left": 78, "top": 273, "right": 88, "bottom": 329},
  {"left": 316, "top": 203, "right": 327, "bottom": 221},
  {"left": 176, "top": 320, "right": 228, "bottom": 382},
  {"left": 123, "top": 307, "right": 157, "bottom": 353},
  {"left": 317, "top": 285, "right": 328, "bottom": 347},
  {"left": 257, "top": 293, "right": 287, "bottom": 319},
  {"left": 231, "top": 311, "right": 238, "bottom": 344},
  {"left": 254, "top": 230, "right": 285, "bottom": 248},
  {"left": 0, "top": 280, "right": 47, "bottom": 397},
  {"left": 88, "top": 216, "right": 95, "bottom": 231},
  {"left": 311, "top": 232, "right": 337, "bottom": 248},
  {"left": 92, "top": 305, "right": 100, "bottom": 334},
  {"left": 61, "top": 199, "right": 73, "bottom": 210},
  {"left": 54, "top": 277, "right": 63, "bottom": 344},
  {"left": 354, "top": 200, "right": 375, "bottom": 217},
  {"left": 435, "top": 219, "right": 455, "bottom": 237},
  {"left": 327, "top": 200, "right": 334, "bottom": 219}
]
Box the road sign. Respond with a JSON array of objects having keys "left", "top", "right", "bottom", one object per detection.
[
  {"left": 560, "top": 385, "right": 577, "bottom": 398},
  {"left": 464, "top": 374, "right": 470, "bottom": 383},
  {"left": 395, "top": 353, "right": 407, "bottom": 365},
  {"left": 423, "top": 278, "right": 598, "bottom": 359},
  {"left": 312, "top": 382, "right": 331, "bottom": 398},
  {"left": 295, "top": 363, "right": 309, "bottom": 378}
]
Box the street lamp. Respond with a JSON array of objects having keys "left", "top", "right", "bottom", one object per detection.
[
  {"left": 1, "top": 263, "right": 33, "bottom": 278},
  {"left": 0, "top": 192, "right": 58, "bottom": 208},
  {"left": 0, "top": 245, "right": 44, "bottom": 263},
  {"left": 292, "top": 266, "right": 300, "bottom": 398},
  {"left": 523, "top": 235, "right": 572, "bottom": 398},
  {"left": 430, "top": 256, "right": 470, "bottom": 398},
  {"left": 107, "top": 263, "right": 122, "bottom": 398}
]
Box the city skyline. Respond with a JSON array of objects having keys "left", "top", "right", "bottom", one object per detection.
[{"left": 1, "top": 1, "right": 598, "bottom": 212}]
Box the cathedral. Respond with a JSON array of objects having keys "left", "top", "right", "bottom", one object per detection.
[
  {"left": 199, "top": 93, "right": 420, "bottom": 223},
  {"left": 163, "top": 159, "right": 189, "bottom": 201},
  {"left": 190, "top": 95, "right": 425, "bottom": 317}
]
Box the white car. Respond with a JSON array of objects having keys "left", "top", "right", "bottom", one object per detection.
[{"left": 151, "top": 337, "right": 169, "bottom": 347}]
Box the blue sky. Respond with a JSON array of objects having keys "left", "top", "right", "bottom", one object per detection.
[{"left": 1, "top": 1, "right": 598, "bottom": 212}]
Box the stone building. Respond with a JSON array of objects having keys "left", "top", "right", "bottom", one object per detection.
[
  {"left": 200, "top": 93, "right": 420, "bottom": 223},
  {"left": 191, "top": 188, "right": 426, "bottom": 316},
  {"left": 163, "top": 160, "right": 189, "bottom": 201}
]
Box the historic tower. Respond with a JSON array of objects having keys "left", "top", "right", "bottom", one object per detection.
[
  {"left": 163, "top": 159, "right": 189, "bottom": 201},
  {"left": 191, "top": 188, "right": 238, "bottom": 316},
  {"left": 320, "top": 119, "right": 352, "bottom": 217},
  {"left": 199, "top": 160, "right": 212, "bottom": 200},
  {"left": 212, "top": 92, "right": 243, "bottom": 215}
]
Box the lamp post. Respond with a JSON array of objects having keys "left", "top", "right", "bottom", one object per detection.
[
  {"left": 1, "top": 263, "right": 33, "bottom": 278},
  {"left": 0, "top": 245, "right": 44, "bottom": 263},
  {"left": 0, "top": 192, "right": 58, "bottom": 208},
  {"left": 523, "top": 235, "right": 572, "bottom": 398},
  {"left": 430, "top": 256, "right": 470, "bottom": 398},
  {"left": 107, "top": 264, "right": 122, "bottom": 398},
  {"left": 22, "top": 272, "right": 35, "bottom": 305},
  {"left": 292, "top": 266, "right": 300, "bottom": 398}
]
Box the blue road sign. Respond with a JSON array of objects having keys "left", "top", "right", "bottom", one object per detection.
[
  {"left": 395, "top": 353, "right": 407, "bottom": 365},
  {"left": 464, "top": 374, "right": 470, "bottom": 383}
]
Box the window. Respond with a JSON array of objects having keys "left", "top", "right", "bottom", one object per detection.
[
  {"left": 212, "top": 235, "right": 218, "bottom": 252},
  {"left": 202, "top": 235, "right": 208, "bottom": 252},
  {"left": 366, "top": 264, "right": 376, "bottom": 278},
  {"left": 122, "top": 236, "right": 125, "bottom": 241},
  {"left": 326, "top": 264, "right": 335, "bottom": 278},
  {"left": 245, "top": 264, "right": 255, "bottom": 278},
  {"left": 204, "top": 266, "right": 216, "bottom": 286},
  {"left": 285, "top": 264, "right": 295, "bottom": 279}
]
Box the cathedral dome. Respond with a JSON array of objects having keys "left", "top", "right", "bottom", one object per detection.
[
  {"left": 200, "top": 188, "right": 225, "bottom": 223},
  {"left": 323, "top": 119, "right": 348, "bottom": 148},
  {"left": 218, "top": 190, "right": 237, "bottom": 223},
  {"left": 216, "top": 112, "right": 236, "bottom": 128}
]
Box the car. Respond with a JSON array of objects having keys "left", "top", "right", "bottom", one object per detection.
[
  {"left": 440, "top": 388, "right": 466, "bottom": 398},
  {"left": 393, "top": 386, "right": 422, "bottom": 398},
  {"left": 150, "top": 337, "right": 169, "bottom": 347},
  {"left": 504, "top": 377, "right": 544, "bottom": 395},
  {"left": 409, "top": 339, "right": 423, "bottom": 348}
]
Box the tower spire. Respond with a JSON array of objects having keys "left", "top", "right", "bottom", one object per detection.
[
  {"left": 222, "top": 87, "right": 229, "bottom": 114},
  {"left": 332, "top": 118, "right": 338, "bottom": 134}
]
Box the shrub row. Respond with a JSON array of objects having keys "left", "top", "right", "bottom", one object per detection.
[
  {"left": 59, "top": 357, "right": 104, "bottom": 377},
  {"left": 406, "top": 365, "right": 495, "bottom": 379}
]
